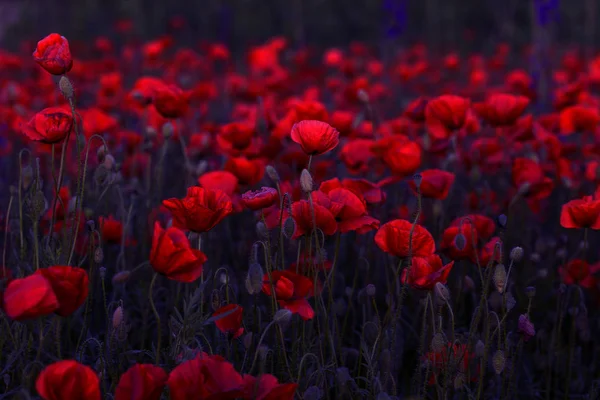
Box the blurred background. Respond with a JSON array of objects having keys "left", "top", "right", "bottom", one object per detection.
[{"left": 0, "top": 0, "right": 596, "bottom": 54}]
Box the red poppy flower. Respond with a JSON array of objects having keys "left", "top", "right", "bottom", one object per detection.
[
  {"left": 21, "top": 107, "right": 73, "bottom": 144},
  {"left": 560, "top": 196, "right": 600, "bottom": 229},
  {"left": 212, "top": 303, "right": 244, "bottom": 339},
  {"left": 478, "top": 236, "right": 503, "bottom": 267},
  {"left": 167, "top": 353, "right": 244, "bottom": 400},
  {"left": 217, "top": 122, "right": 255, "bottom": 151},
  {"left": 559, "top": 105, "right": 600, "bottom": 134},
  {"left": 242, "top": 374, "right": 298, "bottom": 400},
  {"left": 339, "top": 139, "right": 375, "bottom": 175},
  {"left": 409, "top": 169, "right": 455, "bottom": 200},
  {"left": 442, "top": 222, "right": 479, "bottom": 261},
  {"left": 34, "top": 266, "right": 88, "bottom": 317},
  {"left": 449, "top": 214, "right": 496, "bottom": 241},
  {"left": 242, "top": 187, "right": 279, "bottom": 210},
  {"left": 36, "top": 360, "right": 100, "bottom": 400},
  {"left": 402, "top": 254, "right": 454, "bottom": 290},
  {"left": 375, "top": 219, "right": 436, "bottom": 258},
  {"left": 99, "top": 215, "right": 123, "bottom": 244},
  {"left": 558, "top": 259, "right": 600, "bottom": 289},
  {"left": 404, "top": 97, "right": 429, "bottom": 123},
  {"left": 381, "top": 140, "right": 422, "bottom": 177},
  {"left": 290, "top": 120, "right": 340, "bottom": 156},
  {"left": 294, "top": 100, "right": 329, "bottom": 122},
  {"left": 198, "top": 171, "right": 239, "bottom": 197},
  {"left": 313, "top": 188, "right": 380, "bottom": 234},
  {"left": 512, "top": 158, "right": 554, "bottom": 200},
  {"left": 115, "top": 364, "right": 167, "bottom": 400},
  {"left": 150, "top": 222, "right": 207, "bottom": 283},
  {"left": 262, "top": 270, "right": 314, "bottom": 320},
  {"left": 3, "top": 274, "right": 58, "bottom": 320},
  {"left": 425, "top": 95, "right": 470, "bottom": 139},
  {"left": 474, "top": 93, "right": 529, "bottom": 127},
  {"left": 163, "top": 186, "right": 233, "bottom": 233},
  {"left": 153, "top": 84, "right": 188, "bottom": 119},
  {"left": 291, "top": 200, "right": 337, "bottom": 239},
  {"left": 33, "top": 33, "right": 73, "bottom": 75},
  {"left": 224, "top": 157, "right": 265, "bottom": 186}
]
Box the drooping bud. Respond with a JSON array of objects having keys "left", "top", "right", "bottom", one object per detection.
[
  {"left": 497, "top": 214, "right": 508, "bottom": 228},
  {"left": 94, "top": 248, "right": 105, "bottom": 264},
  {"left": 103, "top": 154, "right": 116, "bottom": 170},
  {"left": 112, "top": 306, "right": 124, "bottom": 329},
  {"left": 518, "top": 314, "right": 535, "bottom": 342},
  {"left": 112, "top": 271, "right": 131, "bottom": 284},
  {"left": 265, "top": 165, "right": 280, "bottom": 183},
  {"left": 300, "top": 169, "right": 313, "bottom": 193},
  {"left": 434, "top": 282, "right": 450, "bottom": 304},
  {"left": 475, "top": 340, "right": 485, "bottom": 357},
  {"left": 245, "top": 262, "right": 264, "bottom": 295},
  {"left": 505, "top": 292, "right": 516, "bottom": 311},
  {"left": 509, "top": 246, "right": 524, "bottom": 262},
  {"left": 493, "top": 263, "right": 507, "bottom": 293},
  {"left": 243, "top": 332, "right": 253, "bottom": 349},
  {"left": 98, "top": 266, "right": 106, "bottom": 279},
  {"left": 59, "top": 76, "right": 74, "bottom": 100}
]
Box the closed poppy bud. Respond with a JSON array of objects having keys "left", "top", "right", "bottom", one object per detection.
[
  {"left": 3, "top": 274, "right": 58, "bottom": 320},
  {"left": 510, "top": 246, "right": 524, "bottom": 262},
  {"left": 283, "top": 217, "right": 296, "bottom": 239},
  {"left": 112, "top": 306, "right": 124, "bottom": 329},
  {"left": 246, "top": 262, "right": 264, "bottom": 295},
  {"left": 255, "top": 221, "right": 269, "bottom": 239},
  {"left": 33, "top": 33, "right": 73, "bottom": 75},
  {"left": 492, "top": 350, "right": 505, "bottom": 374},
  {"left": 493, "top": 263, "right": 507, "bottom": 293},
  {"left": 21, "top": 107, "right": 74, "bottom": 144},
  {"left": 300, "top": 169, "right": 313, "bottom": 193},
  {"left": 114, "top": 364, "right": 167, "bottom": 400},
  {"left": 265, "top": 165, "right": 280, "bottom": 183},
  {"left": 36, "top": 360, "right": 100, "bottom": 400},
  {"left": 59, "top": 76, "right": 74, "bottom": 100},
  {"left": 430, "top": 332, "right": 445, "bottom": 353},
  {"left": 434, "top": 282, "right": 450, "bottom": 304}
]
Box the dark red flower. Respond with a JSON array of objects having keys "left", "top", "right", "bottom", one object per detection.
[
  {"left": 403, "top": 254, "right": 454, "bottom": 290},
  {"left": 36, "top": 360, "right": 100, "bottom": 400},
  {"left": 150, "top": 222, "right": 207, "bottom": 283},
  {"left": 262, "top": 270, "right": 314, "bottom": 320},
  {"left": 478, "top": 236, "right": 503, "bottom": 267},
  {"left": 34, "top": 266, "right": 88, "bottom": 317},
  {"left": 449, "top": 214, "right": 496, "bottom": 241},
  {"left": 381, "top": 139, "right": 422, "bottom": 177},
  {"left": 559, "top": 105, "right": 600, "bottom": 134},
  {"left": 21, "top": 107, "right": 73, "bottom": 144},
  {"left": 213, "top": 303, "right": 244, "bottom": 339},
  {"left": 290, "top": 120, "right": 340, "bottom": 156},
  {"left": 375, "top": 219, "right": 436, "bottom": 258},
  {"left": 153, "top": 84, "right": 188, "bottom": 119},
  {"left": 425, "top": 95, "right": 470, "bottom": 139},
  {"left": 291, "top": 200, "right": 337, "bottom": 239},
  {"left": 167, "top": 353, "right": 244, "bottom": 400},
  {"left": 224, "top": 157, "right": 265, "bottom": 186},
  {"left": 242, "top": 187, "right": 279, "bottom": 210},
  {"left": 559, "top": 259, "right": 600, "bottom": 289},
  {"left": 442, "top": 222, "right": 479, "bottom": 261},
  {"left": 198, "top": 171, "right": 239, "bottom": 197},
  {"left": 242, "top": 374, "right": 298, "bottom": 400},
  {"left": 163, "top": 187, "right": 233, "bottom": 233},
  {"left": 33, "top": 33, "right": 73, "bottom": 75},
  {"left": 99, "top": 215, "right": 123, "bottom": 244},
  {"left": 560, "top": 196, "right": 600, "bottom": 229},
  {"left": 409, "top": 169, "right": 455, "bottom": 200},
  {"left": 474, "top": 93, "right": 529, "bottom": 127},
  {"left": 312, "top": 188, "right": 379, "bottom": 234},
  {"left": 217, "top": 122, "right": 255, "bottom": 151},
  {"left": 3, "top": 274, "right": 58, "bottom": 320},
  {"left": 115, "top": 364, "right": 167, "bottom": 400}
]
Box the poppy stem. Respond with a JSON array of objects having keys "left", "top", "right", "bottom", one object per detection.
[
  {"left": 307, "top": 155, "right": 313, "bottom": 172},
  {"left": 2, "top": 194, "right": 14, "bottom": 276},
  {"left": 148, "top": 272, "right": 162, "bottom": 364}
]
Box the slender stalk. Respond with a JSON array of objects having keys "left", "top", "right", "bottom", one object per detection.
[{"left": 149, "top": 272, "right": 162, "bottom": 364}]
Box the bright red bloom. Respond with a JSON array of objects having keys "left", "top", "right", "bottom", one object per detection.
[
  {"left": 558, "top": 259, "right": 600, "bottom": 289},
  {"left": 403, "top": 254, "right": 454, "bottom": 290},
  {"left": 115, "top": 364, "right": 167, "bottom": 400},
  {"left": 560, "top": 196, "right": 600, "bottom": 229},
  {"left": 290, "top": 120, "right": 340, "bottom": 156},
  {"left": 198, "top": 171, "right": 239, "bottom": 197},
  {"left": 167, "top": 353, "right": 244, "bottom": 400},
  {"left": 21, "top": 107, "right": 73, "bottom": 144},
  {"left": 153, "top": 84, "right": 188, "bottom": 119},
  {"left": 312, "top": 188, "right": 379, "bottom": 234},
  {"left": 375, "top": 219, "right": 436, "bottom": 258},
  {"left": 36, "top": 360, "right": 100, "bottom": 400},
  {"left": 163, "top": 187, "right": 233, "bottom": 233},
  {"left": 212, "top": 303, "right": 244, "bottom": 339},
  {"left": 34, "top": 266, "right": 88, "bottom": 317},
  {"left": 409, "top": 169, "right": 455, "bottom": 200},
  {"left": 150, "top": 222, "right": 207, "bottom": 282},
  {"left": 242, "top": 187, "right": 279, "bottom": 210},
  {"left": 262, "top": 270, "right": 314, "bottom": 320},
  {"left": 291, "top": 200, "right": 337, "bottom": 239},
  {"left": 224, "top": 157, "right": 265, "bottom": 186},
  {"left": 425, "top": 95, "right": 470, "bottom": 139},
  {"left": 242, "top": 374, "right": 298, "bottom": 400},
  {"left": 33, "top": 33, "right": 73, "bottom": 75},
  {"left": 559, "top": 105, "right": 600, "bottom": 134},
  {"left": 474, "top": 93, "right": 529, "bottom": 127},
  {"left": 217, "top": 122, "right": 255, "bottom": 151},
  {"left": 381, "top": 139, "right": 422, "bottom": 177},
  {"left": 3, "top": 274, "right": 58, "bottom": 320}
]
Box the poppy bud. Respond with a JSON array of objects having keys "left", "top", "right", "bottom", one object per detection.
[
  {"left": 256, "top": 221, "right": 269, "bottom": 239},
  {"left": 365, "top": 284, "right": 376, "bottom": 297},
  {"left": 492, "top": 350, "right": 505, "bottom": 374},
  {"left": 434, "top": 282, "right": 450, "bottom": 304},
  {"left": 505, "top": 292, "right": 516, "bottom": 311},
  {"left": 430, "top": 332, "right": 445, "bottom": 352},
  {"left": 273, "top": 308, "right": 292, "bottom": 327},
  {"left": 146, "top": 126, "right": 157, "bottom": 138},
  {"left": 463, "top": 275, "right": 475, "bottom": 291},
  {"left": 413, "top": 173, "right": 422, "bottom": 189},
  {"left": 112, "top": 305, "right": 124, "bottom": 329},
  {"left": 243, "top": 332, "right": 253, "bottom": 349},
  {"left": 493, "top": 264, "right": 507, "bottom": 293},
  {"left": 518, "top": 314, "right": 535, "bottom": 341},
  {"left": 283, "top": 217, "right": 296, "bottom": 239},
  {"left": 162, "top": 122, "right": 174, "bottom": 139},
  {"left": 454, "top": 233, "right": 467, "bottom": 251},
  {"left": 300, "top": 169, "right": 313, "bottom": 193},
  {"left": 265, "top": 165, "right": 280, "bottom": 183},
  {"left": 525, "top": 286, "right": 536, "bottom": 298},
  {"left": 475, "top": 340, "right": 485, "bottom": 357},
  {"left": 497, "top": 214, "right": 508, "bottom": 228},
  {"left": 21, "top": 165, "right": 34, "bottom": 190},
  {"left": 356, "top": 89, "right": 369, "bottom": 103},
  {"left": 245, "top": 262, "right": 264, "bottom": 295},
  {"left": 59, "top": 76, "right": 74, "bottom": 100},
  {"left": 509, "top": 246, "right": 524, "bottom": 262},
  {"left": 112, "top": 271, "right": 130, "bottom": 284},
  {"left": 95, "top": 248, "right": 104, "bottom": 264}
]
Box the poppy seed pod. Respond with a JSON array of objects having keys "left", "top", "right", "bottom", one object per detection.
[
  {"left": 493, "top": 263, "right": 507, "bottom": 293},
  {"left": 265, "top": 165, "right": 280, "bottom": 183},
  {"left": 492, "top": 350, "right": 505, "bottom": 374},
  {"left": 59, "top": 76, "right": 74, "bottom": 100},
  {"left": 509, "top": 246, "right": 524, "bottom": 262},
  {"left": 430, "top": 332, "right": 446, "bottom": 353},
  {"left": 94, "top": 248, "right": 104, "bottom": 264},
  {"left": 300, "top": 169, "right": 313, "bottom": 193}
]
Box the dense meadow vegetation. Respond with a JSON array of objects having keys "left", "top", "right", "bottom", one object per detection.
[{"left": 1, "top": 18, "right": 600, "bottom": 400}]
